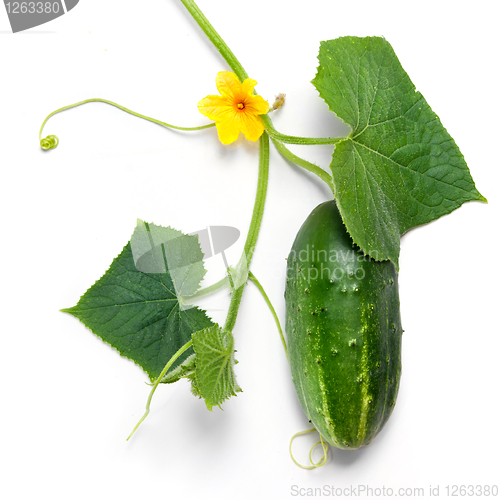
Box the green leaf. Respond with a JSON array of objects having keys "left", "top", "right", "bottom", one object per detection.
[
  {"left": 62, "top": 221, "right": 214, "bottom": 381},
  {"left": 191, "top": 325, "right": 242, "bottom": 410},
  {"left": 312, "top": 36, "right": 486, "bottom": 267}
]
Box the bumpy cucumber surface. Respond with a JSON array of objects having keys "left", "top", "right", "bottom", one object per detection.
[{"left": 285, "top": 201, "right": 402, "bottom": 449}]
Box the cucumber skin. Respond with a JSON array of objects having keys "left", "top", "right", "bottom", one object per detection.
[{"left": 285, "top": 201, "right": 402, "bottom": 449}]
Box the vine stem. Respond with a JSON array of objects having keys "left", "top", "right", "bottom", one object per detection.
[
  {"left": 224, "top": 132, "right": 270, "bottom": 333},
  {"left": 179, "top": 0, "right": 248, "bottom": 83},
  {"left": 178, "top": 0, "right": 271, "bottom": 334}
]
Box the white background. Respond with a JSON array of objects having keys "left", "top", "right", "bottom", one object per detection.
[{"left": 1, "top": 1, "right": 499, "bottom": 498}]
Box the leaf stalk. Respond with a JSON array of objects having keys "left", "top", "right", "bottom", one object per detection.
[{"left": 262, "top": 114, "right": 346, "bottom": 146}]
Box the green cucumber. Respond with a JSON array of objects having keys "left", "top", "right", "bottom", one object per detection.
[{"left": 285, "top": 200, "right": 402, "bottom": 449}]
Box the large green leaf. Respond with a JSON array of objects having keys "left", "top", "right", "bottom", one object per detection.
[
  {"left": 312, "top": 36, "right": 486, "bottom": 267},
  {"left": 62, "top": 221, "right": 214, "bottom": 381},
  {"left": 191, "top": 325, "right": 241, "bottom": 410}
]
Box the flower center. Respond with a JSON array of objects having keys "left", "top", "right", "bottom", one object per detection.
[{"left": 237, "top": 102, "right": 245, "bottom": 110}]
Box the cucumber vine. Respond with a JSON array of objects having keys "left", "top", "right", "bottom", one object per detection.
[{"left": 41, "top": 0, "right": 485, "bottom": 466}]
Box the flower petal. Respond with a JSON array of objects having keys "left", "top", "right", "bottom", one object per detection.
[
  {"left": 215, "top": 72, "right": 243, "bottom": 100},
  {"left": 216, "top": 119, "right": 241, "bottom": 145},
  {"left": 244, "top": 94, "right": 270, "bottom": 116},
  {"left": 235, "top": 112, "right": 265, "bottom": 142},
  {"left": 241, "top": 78, "right": 258, "bottom": 96},
  {"left": 198, "top": 95, "right": 234, "bottom": 121}
]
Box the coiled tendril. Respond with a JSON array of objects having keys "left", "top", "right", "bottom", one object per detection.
[
  {"left": 40, "top": 135, "right": 59, "bottom": 150},
  {"left": 38, "top": 98, "right": 215, "bottom": 151},
  {"left": 289, "top": 428, "right": 329, "bottom": 469}
]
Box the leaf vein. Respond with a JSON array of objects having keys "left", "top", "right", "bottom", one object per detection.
[{"left": 352, "top": 140, "right": 474, "bottom": 197}]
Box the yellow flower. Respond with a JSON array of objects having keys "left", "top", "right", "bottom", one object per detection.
[{"left": 198, "top": 71, "right": 269, "bottom": 145}]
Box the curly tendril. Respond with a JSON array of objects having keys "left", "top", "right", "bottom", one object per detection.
[
  {"left": 40, "top": 135, "right": 59, "bottom": 150},
  {"left": 38, "top": 98, "right": 215, "bottom": 151},
  {"left": 289, "top": 428, "right": 329, "bottom": 469}
]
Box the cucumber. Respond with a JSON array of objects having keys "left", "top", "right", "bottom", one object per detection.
[{"left": 285, "top": 200, "right": 402, "bottom": 449}]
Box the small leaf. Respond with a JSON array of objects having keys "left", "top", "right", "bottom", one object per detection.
[
  {"left": 191, "top": 325, "right": 242, "bottom": 410},
  {"left": 312, "top": 36, "right": 486, "bottom": 267},
  {"left": 189, "top": 372, "right": 201, "bottom": 398},
  {"left": 62, "top": 221, "right": 214, "bottom": 381}
]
